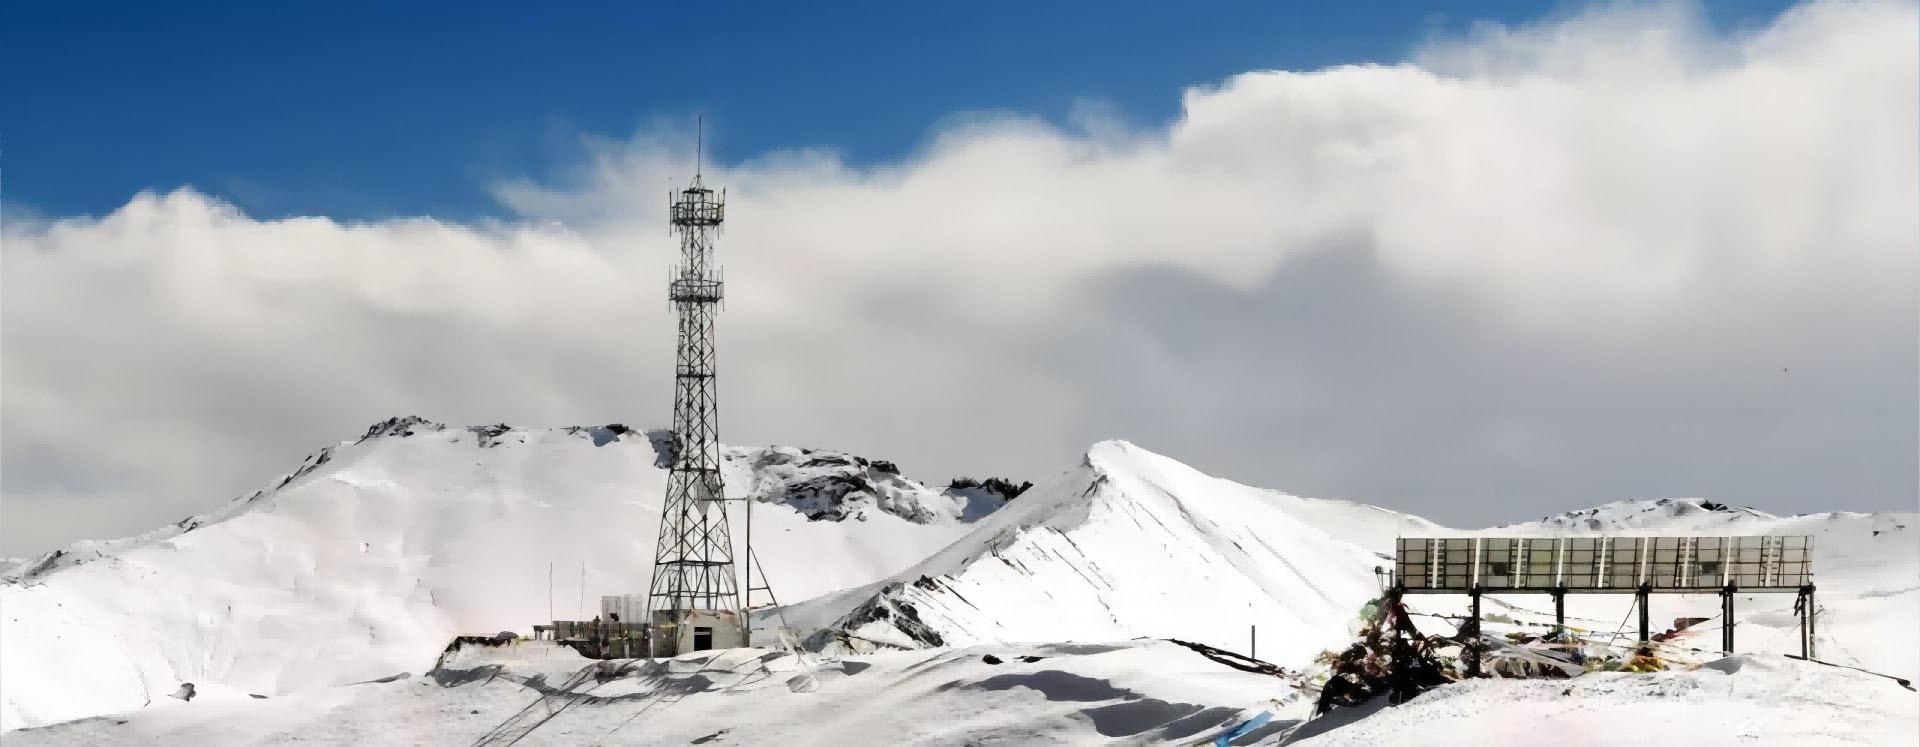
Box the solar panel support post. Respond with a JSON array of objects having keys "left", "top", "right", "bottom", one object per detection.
[
  {"left": 1798, "top": 584, "right": 1816, "bottom": 659},
  {"left": 1552, "top": 587, "right": 1566, "bottom": 632},
  {"left": 1636, "top": 584, "right": 1651, "bottom": 643},
  {"left": 1720, "top": 585, "right": 1735, "bottom": 655},
  {"left": 1465, "top": 588, "right": 1483, "bottom": 678}
]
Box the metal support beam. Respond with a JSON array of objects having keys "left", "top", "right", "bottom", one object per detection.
[
  {"left": 1799, "top": 584, "right": 1817, "bottom": 660},
  {"left": 1553, "top": 588, "right": 1566, "bottom": 632},
  {"left": 1636, "top": 585, "right": 1651, "bottom": 643},
  {"left": 1721, "top": 586, "right": 1735, "bottom": 655},
  {"left": 1465, "top": 588, "right": 1483, "bottom": 677}
]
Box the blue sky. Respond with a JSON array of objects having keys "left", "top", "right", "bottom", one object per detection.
[
  {"left": 5, "top": 0, "right": 1915, "bottom": 554},
  {"left": 2, "top": 0, "right": 1796, "bottom": 222}
]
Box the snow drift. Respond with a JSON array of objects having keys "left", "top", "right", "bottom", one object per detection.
[{"left": 0, "top": 417, "right": 1014, "bottom": 732}]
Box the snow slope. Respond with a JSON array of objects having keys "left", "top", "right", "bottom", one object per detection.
[
  {"left": 1279, "top": 653, "right": 1917, "bottom": 746},
  {"left": 6, "top": 639, "right": 1313, "bottom": 746},
  {"left": 11, "top": 642, "right": 1911, "bottom": 746},
  {"left": 808, "top": 440, "right": 1446, "bottom": 670},
  {"left": 0, "top": 417, "right": 1016, "bottom": 732}
]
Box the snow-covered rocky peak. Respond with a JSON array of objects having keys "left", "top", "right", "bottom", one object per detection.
[
  {"left": 717, "top": 444, "right": 1027, "bottom": 524},
  {"left": 1522, "top": 498, "right": 1777, "bottom": 534},
  {"left": 351, "top": 417, "right": 1033, "bottom": 526},
  {"left": 0, "top": 416, "right": 1034, "bottom": 731},
  {"left": 805, "top": 439, "right": 1438, "bottom": 660},
  {"left": 2, "top": 416, "right": 1030, "bottom": 587}
]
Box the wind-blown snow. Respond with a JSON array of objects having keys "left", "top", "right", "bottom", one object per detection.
[{"left": 0, "top": 417, "right": 1011, "bottom": 732}]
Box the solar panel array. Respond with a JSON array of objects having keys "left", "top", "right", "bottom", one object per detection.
[{"left": 1394, "top": 535, "right": 1812, "bottom": 593}]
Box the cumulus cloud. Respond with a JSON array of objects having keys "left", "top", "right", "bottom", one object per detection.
[{"left": 3, "top": 0, "right": 1915, "bottom": 556}]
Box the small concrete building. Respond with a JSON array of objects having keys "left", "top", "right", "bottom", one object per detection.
[{"left": 651, "top": 609, "right": 743, "bottom": 657}]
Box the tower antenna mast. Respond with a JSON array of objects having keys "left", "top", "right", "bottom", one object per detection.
[{"left": 645, "top": 115, "right": 744, "bottom": 655}]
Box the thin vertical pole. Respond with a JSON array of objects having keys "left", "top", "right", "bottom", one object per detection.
[
  {"left": 1636, "top": 585, "right": 1651, "bottom": 643},
  {"left": 1466, "top": 589, "right": 1482, "bottom": 677},
  {"left": 1553, "top": 589, "right": 1565, "bottom": 631},
  {"left": 1250, "top": 625, "right": 1256, "bottom": 660},
  {"left": 1721, "top": 587, "right": 1735, "bottom": 654},
  {"left": 579, "top": 561, "right": 587, "bottom": 619},
  {"left": 1808, "top": 586, "right": 1817, "bottom": 659},
  {"left": 745, "top": 477, "right": 753, "bottom": 648},
  {"left": 1800, "top": 585, "right": 1817, "bottom": 660},
  {"left": 548, "top": 562, "right": 554, "bottom": 622}
]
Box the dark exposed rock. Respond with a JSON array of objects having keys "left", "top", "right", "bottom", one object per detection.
[
  {"left": 467, "top": 423, "right": 514, "bottom": 448},
  {"left": 949, "top": 477, "right": 1034, "bottom": 501},
  {"left": 358, "top": 416, "right": 446, "bottom": 442},
  {"left": 809, "top": 584, "right": 947, "bottom": 650},
  {"left": 645, "top": 429, "right": 678, "bottom": 469}
]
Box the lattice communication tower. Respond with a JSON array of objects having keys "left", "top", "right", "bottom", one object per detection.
[{"left": 645, "top": 121, "right": 744, "bottom": 656}]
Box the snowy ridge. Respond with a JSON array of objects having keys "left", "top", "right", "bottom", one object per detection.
[
  {"left": 808, "top": 440, "right": 1447, "bottom": 668},
  {"left": 0, "top": 417, "right": 1014, "bottom": 732},
  {"left": 719, "top": 444, "right": 1023, "bottom": 525},
  {"left": 1515, "top": 497, "right": 1777, "bottom": 534}
]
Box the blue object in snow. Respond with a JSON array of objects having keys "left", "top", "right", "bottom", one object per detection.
[{"left": 1212, "top": 710, "right": 1274, "bottom": 746}]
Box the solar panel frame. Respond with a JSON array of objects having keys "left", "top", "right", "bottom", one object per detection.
[{"left": 1392, "top": 535, "right": 1812, "bottom": 594}]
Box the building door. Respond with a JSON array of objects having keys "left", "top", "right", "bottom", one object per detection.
[{"left": 693, "top": 626, "right": 713, "bottom": 651}]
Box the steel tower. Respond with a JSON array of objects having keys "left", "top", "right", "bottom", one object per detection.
[{"left": 645, "top": 122, "right": 743, "bottom": 657}]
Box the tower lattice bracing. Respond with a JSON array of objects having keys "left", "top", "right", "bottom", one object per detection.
[{"left": 645, "top": 144, "right": 742, "bottom": 656}]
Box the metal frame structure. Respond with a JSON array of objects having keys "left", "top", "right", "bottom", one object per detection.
[
  {"left": 645, "top": 119, "right": 747, "bottom": 656},
  {"left": 1392, "top": 535, "right": 1816, "bottom": 676}
]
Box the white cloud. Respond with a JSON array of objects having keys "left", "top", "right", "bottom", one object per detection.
[{"left": 3, "top": 0, "right": 1915, "bottom": 556}]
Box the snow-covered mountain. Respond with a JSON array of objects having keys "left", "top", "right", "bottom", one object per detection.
[
  {"left": 804, "top": 441, "right": 1444, "bottom": 669},
  {"left": 0, "top": 416, "right": 1022, "bottom": 732},
  {"left": 3, "top": 419, "right": 1914, "bottom": 741},
  {"left": 802, "top": 453, "right": 1917, "bottom": 687}
]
